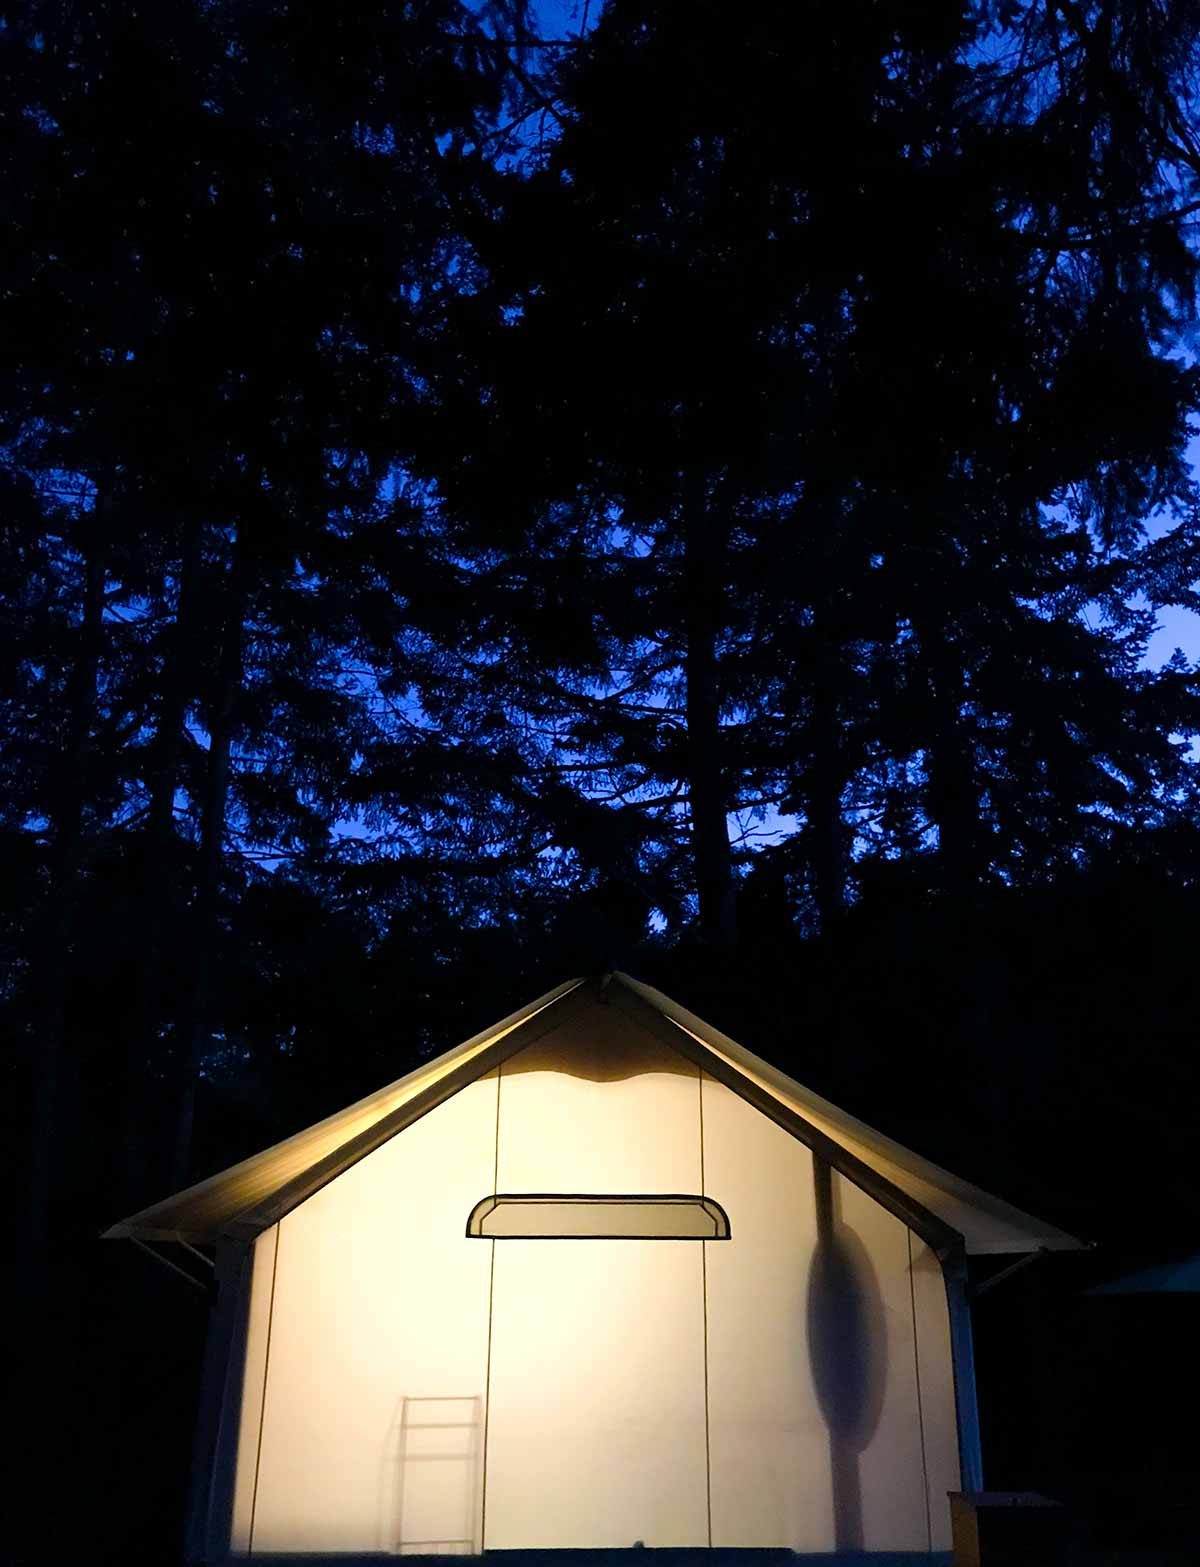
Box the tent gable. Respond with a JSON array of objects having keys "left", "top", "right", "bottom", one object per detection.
[{"left": 104, "top": 971, "right": 1081, "bottom": 1257}]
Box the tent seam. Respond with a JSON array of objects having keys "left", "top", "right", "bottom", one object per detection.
[{"left": 480, "top": 1065, "right": 501, "bottom": 1552}]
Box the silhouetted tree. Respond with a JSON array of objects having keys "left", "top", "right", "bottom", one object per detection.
[{"left": 426, "top": 0, "right": 1200, "bottom": 938}]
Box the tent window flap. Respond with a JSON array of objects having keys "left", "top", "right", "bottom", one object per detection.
[{"left": 466, "top": 1193, "right": 730, "bottom": 1240}]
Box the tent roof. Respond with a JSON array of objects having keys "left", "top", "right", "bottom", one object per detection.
[
  {"left": 105, "top": 971, "right": 1083, "bottom": 1256},
  {"left": 104, "top": 978, "right": 585, "bottom": 1245},
  {"left": 608, "top": 974, "right": 1082, "bottom": 1256}
]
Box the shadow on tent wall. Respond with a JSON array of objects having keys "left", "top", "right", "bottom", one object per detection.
[
  {"left": 381, "top": 1394, "right": 484, "bottom": 1556},
  {"left": 807, "top": 1156, "right": 890, "bottom": 1555}
]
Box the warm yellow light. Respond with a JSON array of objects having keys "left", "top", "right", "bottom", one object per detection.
[{"left": 229, "top": 1002, "right": 958, "bottom": 1556}]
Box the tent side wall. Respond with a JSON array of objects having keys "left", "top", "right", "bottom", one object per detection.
[{"left": 231, "top": 1072, "right": 499, "bottom": 1555}]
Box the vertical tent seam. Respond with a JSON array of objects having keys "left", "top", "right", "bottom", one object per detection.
[
  {"left": 907, "top": 1228, "right": 933, "bottom": 1552},
  {"left": 699, "top": 1066, "right": 713, "bottom": 1548},
  {"left": 480, "top": 1064, "right": 501, "bottom": 1552},
  {"left": 247, "top": 1222, "right": 281, "bottom": 1557}
]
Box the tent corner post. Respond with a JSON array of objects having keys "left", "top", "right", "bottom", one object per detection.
[
  {"left": 942, "top": 1240, "right": 984, "bottom": 1494},
  {"left": 185, "top": 1236, "right": 255, "bottom": 1566}
]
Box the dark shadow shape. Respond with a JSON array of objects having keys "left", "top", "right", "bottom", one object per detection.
[
  {"left": 807, "top": 1156, "right": 889, "bottom": 1554},
  {"left": 500, "top": 1014, "right": 695, "bottom": 1081},
  {"left": 387, "top": 1394, "right": 483, "bottom": 1556}
]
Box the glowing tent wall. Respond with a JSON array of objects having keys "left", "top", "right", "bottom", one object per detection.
[
  {"left": 232, "top": 1073, "right": 498, "bottom": 1555},
  {"left": 703, "top": 1079, "right": 958, "bottom": 1553},
  {"left": 228, "top": 1005, "right": 959, "bottom": 1556}
]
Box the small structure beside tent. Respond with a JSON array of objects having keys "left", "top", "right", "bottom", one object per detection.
[
  {"left": 106, "top": 973, "right": 1082, "bottom": 1562},
  {"left": 1084, "top": 1253, "right": 1200, "bottom": 1295}
]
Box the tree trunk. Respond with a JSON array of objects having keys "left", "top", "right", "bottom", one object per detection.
[
  {"left": 683, "top": 478, "right": 736, "bottom": 946},
  {"left": 19, "top": 507, "right": 109, "bottom": 1556},
  {"left": 147, "top": 517, "right": 204, "bottom": 846},
  {"left": 172, "top": 536, "right": 247, "bottom": 1185},
  {"left": 26, "top": 513, "right": 108, "bottom": 1270},
  {"left": 926, "top": 631, "right": 979, "bottom": 895},
  {"left": 126, "top": 516, "right": 203, "bottom": 1203},
  {"left": 808, "top": 659, "right": 849, "bottom": 928}
]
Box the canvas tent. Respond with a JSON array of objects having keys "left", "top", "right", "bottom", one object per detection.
[{"left": 107, "top": 972, "right": 1082, "bottom": 1563}]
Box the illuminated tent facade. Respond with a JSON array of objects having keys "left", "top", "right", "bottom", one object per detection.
[{"left": 107, "top": 974, "right": 1081, "bottom": 1562}]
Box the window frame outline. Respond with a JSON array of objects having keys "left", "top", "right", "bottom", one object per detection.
[{"left": 465, "top": 1192, "right": 731, "bottom": 1241}]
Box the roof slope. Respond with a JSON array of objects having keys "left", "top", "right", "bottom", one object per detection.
[
  {"left": 104, "top": 978, "right": 585, "bottom": 1242},
  {"left": 105, "top": 971, "right": 1082, "bottom": 1255},
  {"left": 612, "top": 973, "right": 1082, "bottom": 1256}
]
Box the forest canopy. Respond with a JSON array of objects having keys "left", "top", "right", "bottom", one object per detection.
[{"left": 5, "top": 0, "right": 1200, "bottom": 1256}]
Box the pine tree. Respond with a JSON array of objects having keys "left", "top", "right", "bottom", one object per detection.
[{"left": 424, "top": 0, "right": 1200, "bottom": 941}]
